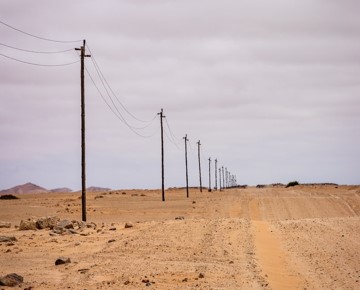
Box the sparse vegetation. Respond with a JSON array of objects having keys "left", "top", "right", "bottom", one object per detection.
[
  {"left": 286, "top": 181, "right": 300, "bottom": 188},
  {"left": 0, "top": 194, "right": 19, "bottom": 200}
]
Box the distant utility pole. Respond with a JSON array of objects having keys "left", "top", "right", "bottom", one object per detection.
[
  {"left": 75, "top": 40, "right": 91, "bottom": 222},
  {"left": 222, "top": 166, "right": 225, "bottom": 190},
  {"left": 183, "top": 134, "right": 189, "bottom": 198},
  {"left": 197, "top": 140, "right": 202, "bottom": 192},
  {"left": 208, "top": 157, "right": 212, "bottom": 192},
  {"left": 158, "top": 108, "right": 166, "bottom": 201},
  {"left": 225, "top": 168, "right": 228, "bottom": 188},
  {"left": 215, "top": 158, "right": 218, "bottom": 191},
  {"left": 219, "top": 168, "right": 222, "bottom": 191}
]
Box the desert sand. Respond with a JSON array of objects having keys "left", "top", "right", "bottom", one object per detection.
[{"left": 0, "top": 185, "right": 359, "bottom": 289}]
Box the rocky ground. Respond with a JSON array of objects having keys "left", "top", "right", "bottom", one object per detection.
[{"left": 0, "top": 185, "right": 359, "bottom": 289}]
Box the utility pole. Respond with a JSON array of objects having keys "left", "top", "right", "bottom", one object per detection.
[
  {"left": 222, "top": 166, "right": 225, "bottom": 190},
  {"left": 158, "top": 108, "right": 166, "bottom": 201},
  {"left": 197, "top": 140, "right": 202, "bottom": 192},
  {"left": 208, "top": 157, "right": 212, "bottom": 192},
  {"left": 75, "top": 40, "right": 91, "bottom": 222},
  {"left": 183, "top": 134, "right": 189, "bottom": 198},
  {"left": 215, "top": 158, "right": 218, "bottom": 191},
  {"left": 219, "top": 168, "right": 222, "bottom": 191},
  {"left": 225, "top": 167, "right": 228, "bottom": 188}
]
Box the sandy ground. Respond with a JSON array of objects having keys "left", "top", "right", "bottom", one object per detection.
[{"left": 0, "top": 185, "right": 359, "bottom": 289}]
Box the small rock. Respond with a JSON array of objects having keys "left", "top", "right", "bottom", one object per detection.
[
  {"left": 175, "top": 216, "right": 185, "bottom": 220},
  {"left": 19, "top": 219, "right": 37, "bottom": 231},
  {"left": 36, "top": 216, "right": 59, "bottom": 230},
  {"left": 192, "top": 201, "right": 196, "bottom": 204},
  {"left": 55, "top": 257, "right": 71, "bottom": 266},
  {"left": 124, "top": 222, "right": 133, "bottom": 229},
  {"left": 108, "top": 239, "right": 116, "bottom": 243},
  {"left": 124, "top": 280, "right": 130, "bottom": 285},
  {"left": 0, "top": 236, "right": 17, "bottom": 243},
  {"left": 57, "top": 220, "right": 74, "bottom": 229},
  {"left": 109, "top": 227, "right": 116, "bottom": 231},
  {"left": 0, "top": 222, "right": 11, "bottom": 228},
  {"left": 182, "top": 278, "right": 188, "bottom": 282},
  {"left": 198, "top": 273, "right": 205, "bottom": 279},
  {"left": 0, "top": 273, "right": 23, "bottom": 286},
  {"left": 122, "top": 192, "right": 127, "bottom": 195}
]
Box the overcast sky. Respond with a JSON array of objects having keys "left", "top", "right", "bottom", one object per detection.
[{"left": 1, "top": 0, "right": 359, "bottom": 191}]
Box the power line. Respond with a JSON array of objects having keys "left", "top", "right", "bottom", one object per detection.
[
  {"left": 0, "top": 20, "right": 82, "bottom": 43},
  {"left": 86, "top": 57, "right": 156, "bottom": 131},
  {"left": 0, "top": 42, "right": 74, "bottom": 54},
  {"left": 85, "top": 65, "right": 158, "bottom": 138},
  {"left": 86, "top": 43, "right": 156, "bottom": 124},
  {"left": 0, "top": 52, "right": 79, "bottom": 67}
]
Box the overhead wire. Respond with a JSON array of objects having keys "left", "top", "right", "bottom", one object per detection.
[
  {"left": 84, "top": 65, "right": 159, "bottom": 138},
  {"left": 86, "top": 43, "right": 156, "bottom": 124},
  {"left": 0, "top": 42, "right": 74, "bottom": 54},
  {"left": 85, "top": 53, "right": 156, "bottom": 131},
  {"left": 0, "top": 20, "right": 82, "bottom": 43},
  {"left": 0, "top": 52, "right": 79, "bottom": 67}
]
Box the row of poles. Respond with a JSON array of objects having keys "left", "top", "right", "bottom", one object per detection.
[
  {"left": 158, "top": 110, "right": 238, "bottom": 201},
  {"left": 77, "top": 41, "right": 237, "bottom": 221}
]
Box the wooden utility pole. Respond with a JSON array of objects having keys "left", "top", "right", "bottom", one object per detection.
[
  {"left": 218, "top": 168, "right": 221, "bottom": 191},
  {"left": 214, "top": 158, "right": 218, "bottom": 191},
  {"left": 197, "top": 140, "right": 202, "bottom": 192},
  {"left": 158, "top": 109, "right": 166, "bottom": 201},
  {"left": 225, "top": 167, "right": 228, "bottom": 188},
  {"left": 222, "top": 166, "right": 225, "bottom": 190},
  {"left": 75, "top": 40, "right": 91, "bottom": 222},
  {"left": 208, "top": 157, "right": 212, "bottom": 192},
  {"left": 183, "top": 134, "right": 189, "bottom": 198}
]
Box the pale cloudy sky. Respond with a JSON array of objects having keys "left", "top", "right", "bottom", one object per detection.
[{"left": 1, "top": 0, "right": 359, "bottom": 190}]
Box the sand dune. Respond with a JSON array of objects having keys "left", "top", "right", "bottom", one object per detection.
[{"left": 0, "top": 185, "right": 359, "bottom": 289}]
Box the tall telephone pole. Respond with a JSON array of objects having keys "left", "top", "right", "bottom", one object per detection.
[
  {"left": 197, "top": 140, "right": 202, "bottom": 192},
  {"left": 158, "top": 108, "right": 166, "bottom": 201},
  {"left": 215, "top": 158, "right": 218, "bottom": 191},
  {"left": 75, "top": 40, "right": 91, "bottom": 222},
  {"left": 183, "top": 134, "right": 189, "bottom": 198},
  {"left": 225, "top": 167, "right": 228, "bottom": 188},
  {"left": 222, "top": 166, "right": 225, "bottom": 190},
  {"left": 208, "top": 157, "right": 212, "bottom": 192},
  {"left": 219, "top": 168, "right": 222, "bottom": 191}
]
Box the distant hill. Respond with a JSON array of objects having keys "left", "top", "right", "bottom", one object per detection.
[
  {"left": 0, "top": 182, "right": 49, "bottom": 195},
  {"left": 51, "top": 187, "right": 73, "bottom": 193},
  {"left": 87, "top": 186, "right": 111, "bottom": 192}
]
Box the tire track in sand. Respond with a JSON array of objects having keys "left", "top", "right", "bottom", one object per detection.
[{"left": 249, "top": 199, "right": 306, "bottom": 290}]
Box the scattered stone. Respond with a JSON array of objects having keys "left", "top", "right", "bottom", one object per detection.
[
  {"left": 145, "top": 282, "right": 152, "bottom": 287},
  {"left": 140, "top": 194, "right": 146, "bottom": 197},
  {"left": 0, "top": 222, "right": 11, "bottom": 228},
  {"left": 108, "top": 239, "right": 116, "bottom": 243},
  {"left": 109, "top": 227, "right": 116, "bottom": 231},
  {"left": 229, "top": 261, "right": 234, "bottom": 264},
  {"left": 36, "top": 216, "right": 59, "bottom": 230},
  {"left": 94, "top": 195, "right": 104, "bottom": 199},
  {"left": 55, "top": 257, "right": 71, "bottom": 266},
  {"left": 124, "top": 222, "right": 133, "bottom": 229},
  {"left": 19, "top": 219, "right": 37, "bottom": 231},
  {"left": 24, "top": 287, "right": 33, "bottom": 290},
  {"left": 78, "top": 268, "right": 89, "bottom": 274},
  {"left": 0, "top": 273, "right": 23, "bottom": 286},
  {"left": 122, "top": 192, "right": 127, "bottom": 195},
  {"left": 131, "top": 193, "right": 138, "bottom": 197},
  {"left": 57, "top": 220, "right": 74, "bottom": 229},
  {"left": 198, "top": 273, "right": 205, "bottom": 279},
  {"left": 175, "top": 216, "right": 185, "bottom": 220},
  {"left": 192, "top": 201, "right": 196, "bottom": 204},
  {"left": 0, "top": 236, "right": 17, "bottom": 243},
  {"left": 182, "top": 278, "right": 188, "bottom": 282}
]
